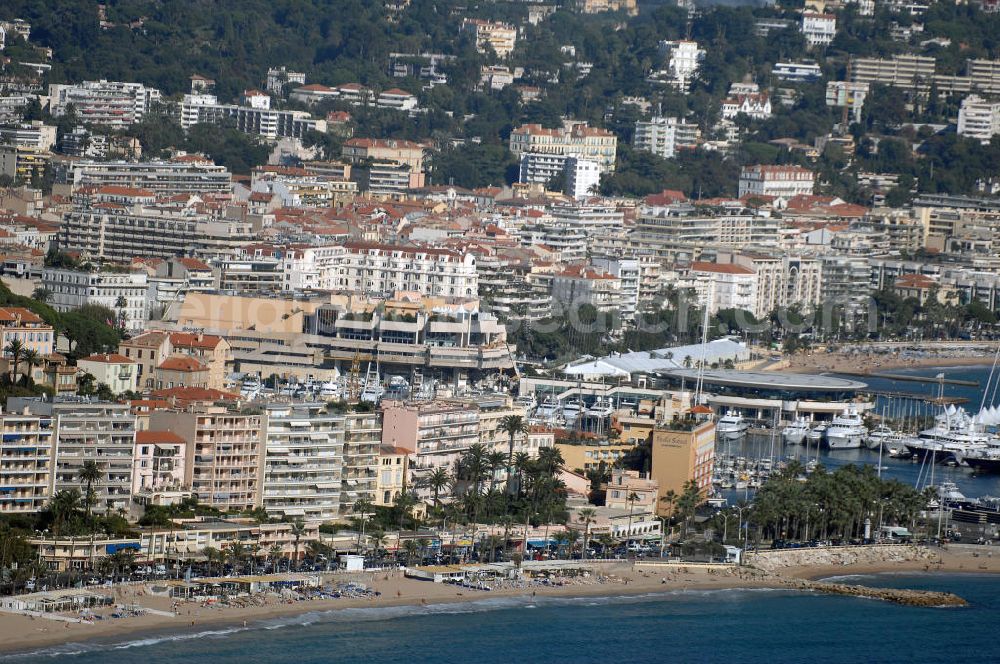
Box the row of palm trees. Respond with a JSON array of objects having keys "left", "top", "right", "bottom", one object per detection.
[{"left": 749, "top": 462, "right": 928, "bottom": 543}]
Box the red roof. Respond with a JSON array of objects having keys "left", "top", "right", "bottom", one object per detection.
[
  {"left": 895, "top": 274, "right": 936, "bottom": 289},
  {"left": 136, "top": 430, "right": 186, "bottom": 445},
  {"left": 157, "top": 356, "right": 207, "bottom": 372},
  {"left": 0, "top": 307, "right": 45, "bottom": 325},
  {"left": 175, "top": 257, "right": 212, "bottom": 271},
  {"left": 690, "top": 261, "right": 755, "bottom": 275},
  {"left": 168, "top": 332, "right": 224, "bottom": 350},
  {"left": 80, "top": 353, "right": 136, "bottom": 364}
]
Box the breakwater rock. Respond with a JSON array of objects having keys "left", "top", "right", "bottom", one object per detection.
[
  {"left": 788, "top": 579, "right": 968, "bottom": 607},
  {"left": 746, "top": 544, "right": 933, "bottom": 572}
]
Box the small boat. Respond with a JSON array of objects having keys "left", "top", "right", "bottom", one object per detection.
[
  {"left": 807, "top": 423, "right": 827, "bottom": 444},
  {"left": 865, "top": 424, "right": 906, "bottom": 451},
  {"left": 782, "top": 418, "right": 809, "bottom": 445},
  {"left": 319, "top": 380, "right": 339, "bottom": 398},
  {"left": 716, "top": 410, "right": 749, "bottom": 441}
]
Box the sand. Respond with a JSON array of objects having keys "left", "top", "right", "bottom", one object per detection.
[
  {"left": 784, "top": 351, "right": 992, "bottom": 376},
  {"left": 3, "top": 547, "right": 997, "bottom": 656}
]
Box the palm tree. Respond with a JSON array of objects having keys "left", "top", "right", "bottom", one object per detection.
[
  {"left": 660, "top": 489, "right": 678, "bottom": 536},
  {"left": 460, "top": 443, "right": 489, "bottom": 496},
  {"left": 578, "top": 508, "right": 597, "bottom": 560},
  {"left": 267, "top": 544, "right": 283, "bottom": 571},
  {"left": 290, "top": 519, "right": 307, "bottom": 570},
  {"left": 19, "top": 349, "right": 40, "bottom": 385},
  {"left": 624, "top": 491, "right": 640, "bottom": 553},
  {"left": 425, "top": 467, "right": 451, "bottom": 509},
  {"left": 49, "top": 489, "right": 82, "bottom": 536},
  {"left": 201, "top": 547, "right": 221, "bottom": 577},
  {"left": 77, "top": 460, "right": 103, "bottom": 520},
  {"left": 352, "top": 498, "right": 373, "bottom": 549},
  {"left": 227, "top": 541, "right": 247, "bottom": 573},
  {"left": 485, "top": 450, "right": 507, "bottom": 493},
  {"left": 537, "top": 447, "right": 564, "bottom": 476},
  {"left": 4, "top": 338, "right": 23, "bottom": 384},
  {"left": 498, "top": 415, "right": 528, "bottom": 494},
  {"left": 402, "top": 539, "right": 419, "bottom": 565}
]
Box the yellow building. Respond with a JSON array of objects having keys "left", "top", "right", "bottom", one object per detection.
[
  {"left": 556, "top": 441, "right": 635, "bottom": 474},
  {"left": 375, "top": 445, "right": 410, "bottom": 507},
  {"left": 650, "top": 421, "right": 715, "bottom": 516}
]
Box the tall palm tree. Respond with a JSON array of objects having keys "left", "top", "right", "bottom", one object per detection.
[
  {"left": 77, "top": 460, "right": 103, "bottom": 520},
  {"left": 485, "top": 450, "right": 507, "bottom": 493},
  {"left": 4, "top": 338, "right": 23, "bottom": 384},
  {"left": 352, "top": 498, "right": 373, "bottom": 549},
  {"left": 660, "top": 489, "right": 678, "bottom": 536},
  {"left": 290, "top": 519, "right": 306, "bottom": 570},
  {"left": 624, "top": 491, "right": 640, "bottom": 553},
  {"left": 461, "top": 443, "right": 489, "bottom": 495},
  {"left": 578, "top": 508, "right": 597, "bottom": 560},
  {"left": 49, "top": 489, "right": 82, "bottom": 536},
  {"left": 498, "top": 415, "right": 528, "bottom": 494},
  {"left": 402, "top": 539, "right": 419, "bottom": 565},
  {"left": 537, "top": 447, "right": 564, "bottom": 476},
  {"left": 201, "top": 546, "right": 220, "bottom": 577},
  {"left": 425, "top": 467, "right": 451, "bottom": 509},
  {"left": 19, "top": 349, "right": 40, "bottom": 385},
  {"left": 227, "top": 541, "right": 247, "bottom": 573},
  {"left": 267, "top": 544, "right": 283, "bottom": 571}
]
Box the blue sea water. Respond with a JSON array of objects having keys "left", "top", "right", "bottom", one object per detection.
[{"left": 4, "top": 573, "right": 999, "bottom": 664}]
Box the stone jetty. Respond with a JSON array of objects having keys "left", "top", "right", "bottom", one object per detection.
[{"left": 789, "top": 579, "right": 968, "bottom": 607}]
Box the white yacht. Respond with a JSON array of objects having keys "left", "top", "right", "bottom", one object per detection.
[
  {"left": 782, "top": 418, "right": 810, "bottom": 445},
  {"left": 319, "top": 380, "right": 339, "bottom": 399},
  {"left": 716, "top": 410, "right": 749, "bottom": 441},
  {"left": 807, "top": 423, "right": 827, "bottom": 445},
  {"left": 904, "top": 407, "right": 999, "bottom": 463},
  {"left": 865, "top": 424, "right": 906, "bottom": 451},
  {"left": 825, "top": 406, "right": 866, "bottom": 449}
]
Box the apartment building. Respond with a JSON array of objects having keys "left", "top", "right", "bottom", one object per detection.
[
  {"left": 801, "top": 13, "right": 836, "bottom": 48},
  {"left": 0, "top": 145, "right": 49, "bottom": 181},
  {"left": 550, "top": 202, "right": 625, "bottom": 236},
  {"left": 633, "top": 116, "right": 700, "bottom": 159},
  {"left": 0, "top": 306, "right": 54, "bottom": 358},
  {"left": 283, "top": 242, "right": 478, "bottom": 297},
  {"left": 151, "top": 406, "right": 265, "bottom": 512},
  {"left": 340, "top": 410, "right": 381, "bottom": 514},
  {"left": 820, "top": 255, "right": 872, "bottom": 315},
  {"left": 381, "top": 400, "right": 479, "bottom": 491},
  {"left": 179, "top": 94, "right": 325, "bottom": 139},
  {"left": 772, "top": 61, "right": 822, "bottom": 82},
  {"left": 131, "top": 429, "right": 187, "bottom": 496},
  {"left": 0, "top": 122, "right": 57, "bottom": 150},
  {"left": 0, "top": 406, "right": 54, "bottom": 514},
  {"left": 461, "top": 19, "right": 518, "bottom": 57},
  {"left": 509, "top": 122, "right": 618, "bottom": 173},
  {"left": 721, "top": 252, "right": 823, "bottom": 316},
  {"left": 262, "top": 404, "right": 346, "bottom": 522},
  {"left": 721, "top": 91, "right": 772, "bottom": 120},
  {"left": 10, "top": 398, "right": 137, "bottom": 514},
  {"left": 564, "top": 157, "right": 602, "bottom": 199},
  {"left": 53, "top": 158, "right": 232, "bottom": 194},
  {"left": 266, "top": 67, "right": 306, "bottom": 94},
  {"left": 688, "top": 261, "right": 759, "bottom": 316},
  {"left": 657, "top": 40, "right": 705, "bottom": 90},
  {"left": 651, "top": 421, "right": 715, "bottom": 510},
  {"left": 958, "top": 94, "right": 1000, "bottom": 144},
  {"left": 42, "top": 266, "right": 148, "bottom": 332},
  {"left": 551, "top": 264, "right": 625, "bottom": 313},
  {"left": 851, "top": 55, "right": 936, "bottom": 88},
  {"left": 738, "top": 165, "right": 815, "bottom": 198},
  {"left": 341, "top": 138, "right": 428, "bottom": 172},
  {"left": 826, "top": 81, "right": 869, "bottom": 124},
  {"left": 576, "top": 0, "right": 637, "bottom": 14},
  {"left": 634, "top": 202, "right": 779, "bottom": 261},
  {"left": 591, "top": 257, "right": 641, "bottom": 317},
  {"left": 48, "top": 80, "right": 162, "bottom": 128}
]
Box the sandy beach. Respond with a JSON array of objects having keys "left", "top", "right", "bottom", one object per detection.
[
  {"left": 784, "top": 351, "right": 992, "bottom": 376},
  {"left": 3, "top": 547, "right": 998, "bottom": 657}
]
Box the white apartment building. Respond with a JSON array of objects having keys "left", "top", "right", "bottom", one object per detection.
[
  {"left": 0, "top": 407, "right": 54, "bottom": 514},
  {"left": 801, "top": 13, "right": 837, "bottom": 48},
  {"left": 738, "top": 165, "right": 815, "bottom": 198},
  {"left": 633, "top": 116, "right": 700, "bottom": 159},
  {"left": 42, "top": 267, "right": 148, "bottom": 332},
  {"left": 262, "top": 404, "right": 346, "bottom": 522},
  {"left": 53, "top": 158, "right": 232, "bottom": 194},
  {"left": 179, "top": 94, "right": 325, "bottom": 139},
  {"left": 49, "top": 81, "right": 162, "bottom": 128},
  {"left": 509, "top": 121, "right": 618, "bottom": 173},
  {"left": 720, "top": 252, "right": 823, "bottom": 316},
  {"left": 658, "top": 40, "right": 705, "bottom": 90},
  {"left": 826, "top": 81, "right": 870, "bottom": 123},
  {"left": 591, "top": 257, "right": 641, "bottom": 317},
  {"left": 0, "top": 122, "right": 57, "bottom": 150},
  {"left": 772, "top": 61, "right": 823, "bottom": 82},
  {"left": 9, "top": 398, "right": 136, "bottom": 514},
  {"left": 958, "top": 94, "right": 1000, "bottom": 144},
  {"left": 461, "top": 19, "right": 518, "bottom": 57},
  {"left": 518, "top": 152, "right": 569, "bottom": 186},
  {"left": 688, "top": 262, "right": 760, "bottom": 316},
  {"left": 564, "top": 157, "right": 602, "bottom": 198},
  {"left": 721, "top": 92, "right": 772, "bottom": 120},
  {"left": 551, "top": 265, "right": 625, "bottom": 313},
  {"left": 282, "top": 243, "right": 478, "bottom": 297},
  {"left": 549, "top": 202, "right": 624, "bottom": 235}
]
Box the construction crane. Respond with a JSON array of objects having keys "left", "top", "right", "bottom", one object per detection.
[{"left": 347, "top": 350, "right": 362, "bottom": 402}]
